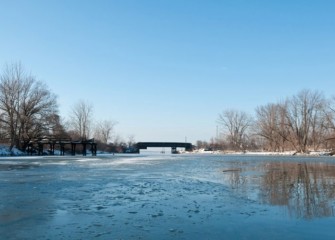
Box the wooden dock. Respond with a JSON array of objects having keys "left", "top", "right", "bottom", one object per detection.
[{"left": 27, "top": 137, "right": 97, "bottom": 156}]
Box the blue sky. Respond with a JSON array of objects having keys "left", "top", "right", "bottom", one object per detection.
[{"left": 0, "top": 0, "right": 334, "bottom": 143}]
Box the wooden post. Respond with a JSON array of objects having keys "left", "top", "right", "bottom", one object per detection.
[
  {"left": 60, "top": 143, "right": 65, "bottom": 156},
  {"left": 28, "top": 143, "right": 33, "bottom": 156},
  {"left": 49, "top": 143, "right": 55, "bottom": 155},
  {"left": 71, "top": 143, "right": 76, "bottom": 156},
  {"left": 38, "top": 143, "right": 43, "bottom": 155},
  {"left": 91, "top": 143, "right": 97, "bottom": 156},
  {"left": 82, "top": 143, "right": 87, "bottom": 156}
]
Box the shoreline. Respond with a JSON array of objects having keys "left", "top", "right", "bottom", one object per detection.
[
  {"left": 0, "top": 143, "right": 333, "bottom": 158},
  {"left": 190, "top": 149, "right": 334, "bottom": 156}
]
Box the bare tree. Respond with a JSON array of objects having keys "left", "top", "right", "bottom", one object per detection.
[
  {"left": 255, "top": 103, "right": 288, "bottom": 152},
  {"left": 196, "top": 140, "right": 210, "bottom": 150},
  {"left": 321, "top": 96, "right": 335, "bottom": 149},
  {"left": 94, "top": 119, "right": 117, "bottom": 144},
  {"left": 127, "top": 134, "right": 136, "bottom": 148},
  {"left": 218, "top": 109, "right": 253, "bottom": 150},
  {"left": 327, "top": 96, "right": 335, "bottom": 130},
  {"left": 69, "top": 100, "right": 93, "bottom": 140},
  {"left": 284, "top": 90, "right": 327, "bottom": 153},
  {"left": 45, "top": 113, "right": 69, "bottom": 139},
  {"left": 0, "top": 62, "right": 58, "bottom": 150}
]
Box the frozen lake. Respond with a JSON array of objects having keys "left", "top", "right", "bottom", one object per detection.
[{"left": 1, "top": 154, "right": 335, "bottom": 239}]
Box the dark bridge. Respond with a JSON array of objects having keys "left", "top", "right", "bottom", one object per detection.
[{"left": 136, "top": 142, "right": 193, "bottom": 154}]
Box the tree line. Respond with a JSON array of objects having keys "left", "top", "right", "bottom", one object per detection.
[
  {"left": 213, "top": 90, "right": 335, "bottom": 153},
  {"left": 0, "top": 63, "right": 133, "bottom": 154},
  {"left": 2, "top": 63, "right": 334, "bottom": 154}
]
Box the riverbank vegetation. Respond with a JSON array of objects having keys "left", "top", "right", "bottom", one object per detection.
[
  {"left": 212, "top": 90, "right": 335, "bottom": 154},
  {"left": 0, "top": 62, "right": 334, "bottom": 155},
  {"left": 0, "top": 63, "right": 130, "bottom": 154}
]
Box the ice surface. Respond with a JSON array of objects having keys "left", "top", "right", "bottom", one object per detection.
[{"left": 1, "top": 154, "right": 335, "bottom": 239}]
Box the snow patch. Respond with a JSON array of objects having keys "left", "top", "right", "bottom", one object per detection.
[{"left": 0, "top": 145, "right": 24, "bottom": 156}]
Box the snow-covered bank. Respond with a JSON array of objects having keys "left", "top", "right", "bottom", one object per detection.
[
  {"left": 0, "top": 145, "right": 24, "bottom": 156},
  {"left": 191, "top": 148, "right": 334, "bottom": 156}
]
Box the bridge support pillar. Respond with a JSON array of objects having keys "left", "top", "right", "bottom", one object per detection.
[{"left": 171, "top": 147, "right": 178, "bottom": 154}]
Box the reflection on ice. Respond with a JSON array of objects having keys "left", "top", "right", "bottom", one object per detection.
[{"left": 221, "top": 160, "right": 335, "bottom": 219}]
